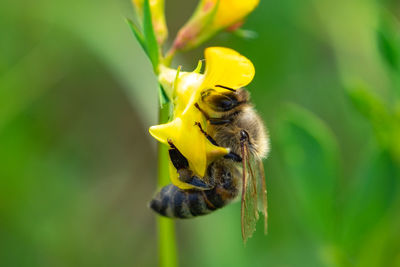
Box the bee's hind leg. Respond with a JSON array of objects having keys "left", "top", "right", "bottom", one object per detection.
[
  {"left": 181, "top": 171, "right": 213, "bottom": 189},
  {"left": 168, "top": 140, "right": 213, "bottom": 189}
]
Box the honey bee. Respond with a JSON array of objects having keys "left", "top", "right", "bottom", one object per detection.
[{"left": 150, "top": 86, "right": 269, "bottom": 241}]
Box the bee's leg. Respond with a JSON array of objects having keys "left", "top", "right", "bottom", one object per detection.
[
  {"left": 168, "top": 140, "right": 212, "bottom": 189},
  {"left": 195, "top": 103, "right": 232, "bottom": 125},
  {"left": 180, "top": 170, "right": 213, "bottom": 189},
  {"left": 209, "top": 111, "right": 243, "bottom": 125},
  {"left": 194, "top": 121, "right": 219, "bottom": 146},
  {"left": 223, "top": 152, "right": 242, "bottom": 162},
  {"left": 194, "top": 122, "right": 242, "bottom": 162},
  {"left": 168, "top": 143, "right": 189, "bottom": 170},
  {"left": 194, "top": 103, "right": 210, "bottom": 119}
]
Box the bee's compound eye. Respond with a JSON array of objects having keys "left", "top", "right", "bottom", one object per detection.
[
  {"left": 219, "top": 98, "right": 235, "bottom": 110},
  {"left": 202, "top": 91, "right": 238, "bottom": 112}
]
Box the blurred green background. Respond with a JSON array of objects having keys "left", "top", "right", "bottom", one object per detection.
[{"left": 1, "top": 0, "right": 400, "bottom": 266}]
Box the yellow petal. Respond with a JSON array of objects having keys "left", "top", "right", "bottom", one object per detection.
[
  {"left": 149, "top": 118, "right": 182, "bottom": 145},
  {"left": 202, "top": 47, "right": 255, "bottom": 91},
  {"left": 205, "top": 141, "right": 230, "bottom": 163},
  {"left": 149, "top": 110, "right": 209, "bottom": 177},
  {"left": 176, "top": 109, "right": 207, "bottom": 177},
  {"left": 174, "top": 72, "right": 204, "bottom": 116}
]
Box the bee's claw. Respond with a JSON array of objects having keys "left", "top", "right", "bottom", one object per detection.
[
  {"left": 224, "top": 152, "right": 242, "bottom": 162},
  {"left": 185, "top": 176, "right": 213, "bottom": 190}
]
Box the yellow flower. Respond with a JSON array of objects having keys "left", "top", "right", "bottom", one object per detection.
[
  {"left": 172, "top": 0, "right": 260, "bottom": 51},
  {"left": 150, "top": 47, "right": 255, "bottom": 189},
  {"left": 132, "top": 0, "right": 168, "bottom": 45}
]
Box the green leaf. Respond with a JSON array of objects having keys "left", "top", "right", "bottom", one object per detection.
[
  {"left": 276, "top": 103, "right": 339, "bottom": 239},
  {"left": 158, "top": 84, "right": 169, "bottom": 108},
  {"left": 376, "top": 12, "right": 400, "bottom": 72},
  {"left": 356, "top": 200, "right": 400, "bottom": 267},
  {"left": 232, "top": 29, "right": 258, "bottom": 40},
  {"left": 125, "top": 18, "right": 148, "bottom": 57},
  {"left": 347, "top": 84, "right": 400, "bottom": 163},
  {"left": 377, "top": 30, "right": 399, "bottom": 71},
  {"left": 340, "top": 150, "right": 399, "bottom": 258},
  {"left": 347, "top": 86, "right": 389, "bottom": 122},
  {"left": 346, "top": 85, "right": 393, "bottom": 149},
  {"left": 143, "top": 0, "right": 159, "bottom": 72},
  {"left": 173, "top": 65, "right": 181, "bottom": 92}
]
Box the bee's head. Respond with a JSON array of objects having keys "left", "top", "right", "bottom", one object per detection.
[{"left": 200, "top": 87, "right": 249, "bottom": 114}]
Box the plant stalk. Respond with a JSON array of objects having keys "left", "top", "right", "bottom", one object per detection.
[{"left": 157, "top": 103, "right": 178, "bottom": 267}]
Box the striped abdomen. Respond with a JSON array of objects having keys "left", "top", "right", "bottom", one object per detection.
[{"left": 150, "top": 182, "right": 238, "bottom": 219}]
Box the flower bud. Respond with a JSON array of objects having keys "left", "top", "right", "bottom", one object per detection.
[{"left": 172, "top": 0, "right": 259, "bottom": 51}]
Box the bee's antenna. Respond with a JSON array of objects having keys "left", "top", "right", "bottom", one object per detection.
[{"left": 215, "top": 85, "right": 235, "bottom": 92}]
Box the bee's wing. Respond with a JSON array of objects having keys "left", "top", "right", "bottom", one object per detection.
[
  {"left": 240, "top": 142, "right": 268, "bottom": 243},
  {"left": 252, "top": 154, "right": 268, "bottom": 234}
]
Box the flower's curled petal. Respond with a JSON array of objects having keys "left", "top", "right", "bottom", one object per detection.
[{"left": 149, "top": 118, "right": 182, "bottom": 145}]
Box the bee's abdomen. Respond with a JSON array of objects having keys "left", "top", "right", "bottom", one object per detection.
[{"left": 150, "top": 184, "right": 236, "bottom": 219}]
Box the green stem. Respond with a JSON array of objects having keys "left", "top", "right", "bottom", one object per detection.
[{"left": 157, "top": 104, "right": 178, "bottom": 267}]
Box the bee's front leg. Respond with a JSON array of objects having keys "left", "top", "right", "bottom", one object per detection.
[
  {"left": 194, "top": 122, "right": 241, "bottom": 162},
  {"left": 194, "top": 103, "right": 232, "bottom": 125},
  {"left": 194, "top": 121, "right": 219, "bottom": 146}
]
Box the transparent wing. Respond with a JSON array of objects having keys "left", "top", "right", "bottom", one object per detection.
[
  {"left": 251, "top": 154, "right": 268, "bottom": 234},
  {"left": 240, "top": 142, "right": 268, "bottom": 243}
]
